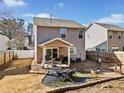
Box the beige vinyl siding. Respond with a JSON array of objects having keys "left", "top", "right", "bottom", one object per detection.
[{"left": 37, "top": 26, "right": 86, "bottom": 60}]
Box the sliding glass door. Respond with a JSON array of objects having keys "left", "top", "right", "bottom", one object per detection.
[{"left": 46, "top": 48, "right": 58, "bottom": 61}]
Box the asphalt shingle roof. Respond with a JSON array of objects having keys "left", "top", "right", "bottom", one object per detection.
[
  {"left": 33, "top": 17, "right": 86, "bottom": 29},
  {"left": 95, "top": 22, "right": 124, "bottom": 32}
]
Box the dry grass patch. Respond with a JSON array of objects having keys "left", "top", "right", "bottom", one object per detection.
[
  {"left": 0, "top": 74, "right": 51, "bottom": 93},
  {"left": 0, "top": 59, "right": 52, "bottom": 93}
]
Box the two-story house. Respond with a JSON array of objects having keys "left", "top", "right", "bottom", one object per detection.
[
  {"left": 86, "top": 22, "right": 124, "bottom": 52},
  {"left": 33, "top": 17, "right": 86, "bottom": 68}
]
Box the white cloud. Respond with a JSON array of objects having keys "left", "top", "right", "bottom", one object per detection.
[
  {"left": 22, "top": 13, "right": 55, "bottom": 18},
  {"left": 96, "top": 14, "right": 124, "bottom": 24},
  {"left": 2, "top": 0, "right": 26, "bottom": 7},
  {"left": 54, "top": 3, "right": 64, "bottom": 10},
  {"left": 82, "top": 24, "right": 88, "bottom": 27}
]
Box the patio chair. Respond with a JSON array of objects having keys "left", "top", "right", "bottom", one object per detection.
[
  {"left": 62, "top": 56, "right": 68, "bottom": 64},
  {"left": 54, "top": 57, "right": 62, "bottom": 64},
  {"left": 76, "top": 58, "right": 81, "bottom": 62}
]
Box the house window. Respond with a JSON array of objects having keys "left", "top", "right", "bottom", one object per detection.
[
  {"left": 118, "top": 36, "right": 121, "bottom": 39},
  {"left": 102, "top": 49, "right": 105, "bottom": 52},
  {"left": 60, "top": 28, "right": 67, "bottom": 38},
  {"left": 96, "top": 48, "right": 100, "bottom": 52},
  {"left": 121, "top": 32, "right": 124, "bottom": 36},
  {"left": 123, "top": 32, "right": 124, "bottom": 36},
  {"left": 112, "top": 46, "right": 119, "bottom": 52},
  {"left": 109, "top": 35, "right": 112, "bottom": 39},
  {"left": 118, "top": 32, "right": 121, "bottom": 39},
  {"left": 109, "top": 31, "right": 112, "bottom": 39},
  {"left": 78, "top": 30, "right": 84, "bottom": 39},
  {"left": 70, "top": 47, "right": 77, "bottom": 54}
]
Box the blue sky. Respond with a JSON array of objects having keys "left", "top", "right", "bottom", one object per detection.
[{"left": 0, "top": 0, "right": 124, "bottom": 27}]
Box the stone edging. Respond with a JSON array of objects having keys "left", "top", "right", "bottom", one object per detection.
[{"left": 47, "top": 75, "right": 124, "bottom": 93}]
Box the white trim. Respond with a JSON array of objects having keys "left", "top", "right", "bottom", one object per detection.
[
  {"left": 42, "top": 46, "right": 46, "bottom": 66},
  {"left": 34, "top": 25, "right": 38, "bottom": 63},
  {"left": 68, "top": 46, "right": 70, "bottom": 66},
  {"left": 45, "top": 45, "right": 69, "bottom": 47},
  {"left": 39, "top": 38, "right": 73, "bottom": 47},
  {"left": 107, "top": 31, "right": 109, "bottom": 52}
]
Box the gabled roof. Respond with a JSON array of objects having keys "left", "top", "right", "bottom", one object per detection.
[
  {"left": 94, "top": 22, "right": 124, "bottom": 32},
  {"left": 39, "top": 38, "right": 73, "bottom": 47},
  {"left": 33, "top": 17, "right": 86, "bottom": 29}
]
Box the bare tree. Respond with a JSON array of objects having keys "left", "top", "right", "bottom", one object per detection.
[{"left": 0, "top": 10, "right": 27, "bottom": 50}]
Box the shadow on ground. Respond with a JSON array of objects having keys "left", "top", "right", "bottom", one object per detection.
[
  {"left": 0, "top": 65, "right": 31, "bottom": 80},
  {"left": 0, "top": 59, "right": 33, "bottom": 80}
]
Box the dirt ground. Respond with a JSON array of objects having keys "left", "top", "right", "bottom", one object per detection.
[
  {"left": 70, "top": 60, "right": 124, "bottom": 73},
  {"left": 65, "top": 78, "right": 124, "bottom": 93},
  {"left": 0, "top": 59, "right": 124, "bottom": 93},
  {"left": 0, "top": 59, "right": 51, "bottom": 93}
]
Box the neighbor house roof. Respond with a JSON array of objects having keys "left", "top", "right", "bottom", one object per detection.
[
  {"left": 33, "top": 17, "right": 86, "bottom": 29},
  {"left": 95, "top": 22, "right": 124, "bottom": 32}
]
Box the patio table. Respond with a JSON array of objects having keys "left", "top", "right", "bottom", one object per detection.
[{"left": 50, "top": 67, "right": 76, "bottom": 82}]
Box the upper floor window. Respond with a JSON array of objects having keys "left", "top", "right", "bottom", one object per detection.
[
  {"left": 60, "top": 28, "right": 67, "bottom": 38},
  {"left": 78, "top": 30, "right": 84, "bottom": 39},
  {"left": 109, "top": 35, "right": 112, "bottom": 39},
  {"left": 118, "top": 36, "right": 121, "bottom": 39},
  {"left": 123, "top": 32, "right": 124, "bottom": 36},
  {"left": 118, "top": 32, "right": 121, "bottom": 39},
  {"left": 109, "top": 31, "right": 112, "bottom": 39}
]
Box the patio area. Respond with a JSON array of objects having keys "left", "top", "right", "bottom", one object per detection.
[
  {"left": 70, "top": 60, "right": 124, "bottom": 73},
  {"left": 41, "top": 60, "right": 124, "bottom": 88},
  {"left": 36, "top": 38, "right": 73, "bottom": 68}
]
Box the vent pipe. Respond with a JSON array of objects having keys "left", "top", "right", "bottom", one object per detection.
[{"left": 50, "top": 13, "right": 52, "bottom": 22}]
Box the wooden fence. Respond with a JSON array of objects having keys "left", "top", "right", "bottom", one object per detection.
[
  {"left": 12, "top": 50, "right": 34, "bottom": 59},
  {"left": 0, "top": 51, "right": 14, "bottom": 65},
  {"left": 0, "top": 50, "right": 34, "bottom": 66},
  {"left": 86, "top": 51, "right": 124, "bottom": 64}
]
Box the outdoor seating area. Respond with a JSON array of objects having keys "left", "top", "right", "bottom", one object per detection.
[
  {"left": 44, "top": 56, "right": 69, "bottom": 68},
  {"left": 42, "top": 67, "right": 91, "bottom": 87},
  {"left": 41, "top": 59, "right": 124, "bottom": 88}
]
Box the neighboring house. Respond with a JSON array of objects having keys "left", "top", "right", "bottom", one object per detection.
[
  {"left": 86, "top": 22, "right": 124, "bottom": 52},
  {"left": 33, "top": 17, "right": 86, "bottom": 67},
  {"left": 0, "top": 34, "right": 9, "bottom": 51},
  {"left": 24, "top": 36, "right": 30, "bottom": 47},
  {"left": 9, "top": 36, "right": 29, "bottom": 50}
]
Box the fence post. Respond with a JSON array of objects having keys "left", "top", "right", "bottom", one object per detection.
[
  {"left": 9, "top": 51, "right": 10, "bottom": 62},
  {"left": 13, "top": 51, "right": 14, "bottom": 60},
  {"left": 4, "top": 52, "right": 6, "bottom": 63}
]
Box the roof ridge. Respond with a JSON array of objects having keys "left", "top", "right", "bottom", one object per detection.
[
  {"left": 95, "top": 22, "right": 116, "bottom": 26},
  {"left": 33, "top": 17, "right": 86, "bottom": 28},
  {"left": 94, "top": 22, "right": 124, "bottom": 28},
  {"left": 34, "top": 17, "right": 76, "bottom": 22}
]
